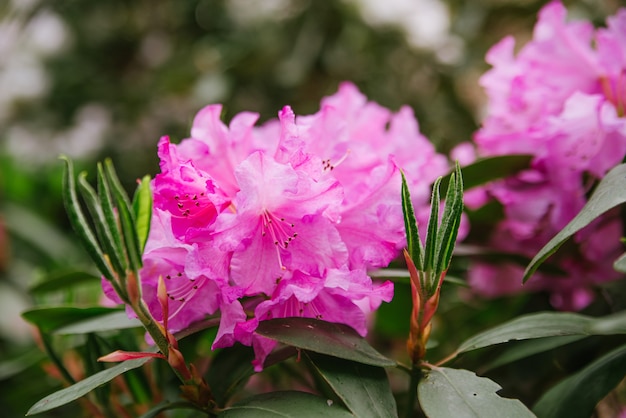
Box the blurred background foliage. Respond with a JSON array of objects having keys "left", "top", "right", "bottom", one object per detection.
[{"left": 1, "top": 0, "right": 625, "bottom": 416}]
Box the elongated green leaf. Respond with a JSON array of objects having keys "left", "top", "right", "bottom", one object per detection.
[
  {"left": 0, "top": 349, "right": 45, "bottom": 381},
  {"left": 401, "top": 171, "right": 423, "bottom": 269},
  {"left": 29, "top": 269, "right": 100, "bottom": 294},
  {"left": 219, "top": 391, "right": 354, "bottom": 417},
  {"left": 54, "top": 311, "right": 142, "bottom": 334},
  {"left": 97, "top": 162, "right": 128, "bottom": 273},
  {"left": 436, "top": 163, "right": 464, "bottom": 274},
  {"left": 21, "top": 306, "right": 122, "bottom": 333},
  {"left": 306, "top": 352, "right": 397, "bottom": 418},
  {"left": 26, "top": 357, "right": 152, "bottom": 415},
  {"left": 438, "top": 154, "right": 533, "bottom": 195},
  {"left": 255, "top": 318, "right": 396, "bottom": 367},
  {"left": 524, "top": 163, "right": 626, "bottom": 282},
  {"left": 418, "top": 367, "right": 535, "bottom": 418},
  {"left": 484, "top": 336, "right": 585, "bottom": 371},
  {"left": 60, "top": 156, "right": 115, "bottom": 282},
  {"left": 132, "top": 175, "right": 153, "bottom": 253},
  {"left": 104, "top": 159, "right": 142, "bottom": 271},
  {"left": 77, "top": 172, "right": 126, "bottom": 275},
  {"left": 424, "top": 177, "right": 441, "bottom": 274},
  {"left": 533, "top": 344, "right": 626, "bottom": 418},
  {"left": 455, "top": 310, "right": 626, "bottom": 356}
]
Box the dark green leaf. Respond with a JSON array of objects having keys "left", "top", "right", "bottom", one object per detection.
[
  {"left": 132, "top": 175, "right": 153, "bottom": 253},
  {"left": 60, "top": 156, "right": 115, "bottom": 282},
  {"left": 104, "top": 159, "right": 142, "bottom": 271},
  {"left": 29, "top": 269, "right": 100, "bottom": 294},
  {"left": 438, "top": 155, "right": 532, "bottom": 195},
  {"left": 401, "top": 171, "right": 423, "bottom": 269},
  {"left": 435, "top": 163, "right": 464, "bottom": 274},
  {"left": 524, "top": 163, "right": 626, "bottom": 282},
  {"left": 21, "top": 306, "right": 122, "bottom": 333},
  {"left": 418, "top": 367, "right": 535, "bottom": 418},
  {"left": 533, "top": 344, "right": 626, "bottom": 418},
  {"left": 54, "top": 311, "right": 142, "bottom": 334},
  {"left": 219, "top": 391, "right": 354, "bottom": 417},
  {"left": 206, "top": 344, "right": 256, "bottom": 406},
  {"left": 97, "top": 162, "right": 128, "bottom": 273},
  {"left": 424, "top": 177, "right": 441, "bottom": 275},
  {"left": 77, "top": 172, "right": 126, "bottom": 275},
  {"left": 0, "top": 349, "right": 45, "bottom": 381},
  {"left": 26, "top": 357, "right": 151, "bottom": 415},
  {"left": 306, "top": 352, "right": 397, "bottom": 418},
  {"left": 484, "top": 336, "right": 585, "bottom": 371},
  {"left": 255, "top": 318, "right": 396, "bottom": 367}
]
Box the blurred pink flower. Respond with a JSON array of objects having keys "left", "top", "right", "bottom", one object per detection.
[{"left": 466, "top": 1, "right": 626, "bottom": 309}]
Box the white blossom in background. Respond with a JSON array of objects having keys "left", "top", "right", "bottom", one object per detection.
[{"left": 347, "top": 0, "right": 464, "bottom": 64}]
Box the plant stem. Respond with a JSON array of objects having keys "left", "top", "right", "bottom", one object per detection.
[{"left": 404, "top": 364, "right": 421, "bottom": 418}]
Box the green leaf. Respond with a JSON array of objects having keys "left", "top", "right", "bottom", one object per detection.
[
  {"left": 132, "top": 175, "right": 153, "bottom": 253},
  {"left": 206, "top": 344, "right": 256, "bottom": 406},
  {"left": 401, "top": 171, "right": 423, "bottom": 269},
  {"left": 456, "top": 312, "right": 592, "bottom": 354},
  {"left": 418, "top": 367, "right": 535, "bottom": 418},
  {"left": 255, "top": 318, "right": 396, "bottom": 367},
  {"left": 524, "top": 163, "right": 626, "bottom": 282},
  {"left": 455, "top": 310, "right": 626, "bottom": 356},
  {"left": 219, "top": 391, "right": 355, "bottom": 417},
  {"left": 435, "top": 163, "right": 464, "bottom": 274},
  {"left": 0, "top": 349, "right": 45, "bottom": 381},
  {"left": 533, "top": 344, "right": 626, "bottom": 418},
  {"left": 97, "top": 162, "right": 129, "bottom": 273},
  {"left": 60, "top": 156, "right": 115, "bottom": 282},
  {"left": 104, "top": 159, "right": 142, "bottom": 271},
  {"left": 424, "top": 177, "right": 441, "bottom": 275},
  {"left": 438, "top": 154, "right": 532, "bottom": 195},
  {"left": 306, "top": 352, "right": 397, "bottom": 418},
  {"left": 484, "top": 336, "right": 585, "bottom": 371},
  {"left": 29, "top": 269, "right": 100, "bottom": 294},
  {"left": 21, "top": 306, "right": 122, "bottom": 333},
  {"left": 26, "top": 357, "right": 152, "bottom": 415},
  {"left": 77, "top": 172, "right": 127, "bottom": 276},
  {"left": 54, "top": 311, "right": 142, "bottom": 334}
]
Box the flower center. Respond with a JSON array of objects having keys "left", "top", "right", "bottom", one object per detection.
[
  {"left": 261, "top": 210, "right": 298, "bottom": 270},
  {"left": 173, "top": 192, "right": 208, "bottom": 218},
  {"left": 164, "top": 271, "right": 203, "bottom": 319},
  {"left": 321, "top": 149, "right": 351, "bottom": 171}
]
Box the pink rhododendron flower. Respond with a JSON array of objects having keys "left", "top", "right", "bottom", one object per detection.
[
  {"left": 103, "top": 82, "right": 451, "bottom": 368},
  {"left": 465, "top": 1, "right": 626, "bottom": 309}
]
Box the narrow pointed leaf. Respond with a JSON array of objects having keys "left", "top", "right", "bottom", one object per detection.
[
  {"left": 219, "top": 391, "right": 354, "bottom": 417},
  {"left": 21, "top": 306, "right": 122, "bottom": 333},
  {"left": 524, "top": 163, "right": 626, "bottom": 282},
  {"left": 533, "top": 344, "right": 626, "bottom": 418},
  {"left": 418, "top": 367, "right": 535, "bottom": 418},
  {"left": 104, "top": 159, "right": 142, "bottom": 271},
  {"left": 424, "top": 177, "right": 441, "bottom": 275},
  {"left": 97, "top": 163, "right": 128, "bottom": 272},
  {"left": 306, "top": 352, "right": 397, "bottom": 418},
  {"left": 60, "top": 157, "right": 115, "bottom": 282},
  {"left": 26, "top": 357, "right": 152, "bottom": 415},
  {"left": 255, "top": 317, "right": 396, "bottom": 367},
  {"left": 484, "top": 336, "right": 585, "bottom": 371},
  {"left": 401, "top": 171, "right": 423, "bottom": 269},
  {"left": 77, "top": 172, "right": 126, "bottom": 275},
  {"left": 436, "top": 164, "right": 464, "bottom": 274},
  {"left": 132, "top": 175, "right": 153, "bottom": 253}
]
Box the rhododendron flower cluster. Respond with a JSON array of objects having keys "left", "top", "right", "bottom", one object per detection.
[
  {"left": 104, "top": 83, "right": 450, "bottom": 369},
  {"left": 465, "top": 1, "right": 626, "bottom": 309}
]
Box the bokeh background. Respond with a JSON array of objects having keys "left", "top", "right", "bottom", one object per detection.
[{"left": 1, "top": 0, "right": 624, "bottom": 416}]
